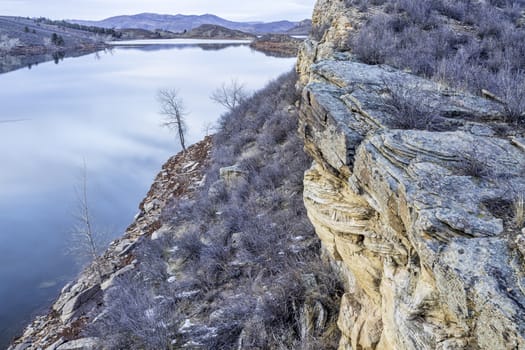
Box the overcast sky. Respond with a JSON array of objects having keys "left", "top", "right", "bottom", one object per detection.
[{"left": 0, "top": 0, "right": 316, "bottom": 21}]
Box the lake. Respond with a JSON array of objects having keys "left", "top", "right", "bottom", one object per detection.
[{"left": 0, "top": 40, "right": 296, "bottom": 347}]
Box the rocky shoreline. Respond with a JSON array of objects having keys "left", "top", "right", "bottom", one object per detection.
[
  {"left": 0, "top": 44, "right": 107, "bottom": 74},
  {"left": 8, "top": 137, "right": 212, "bottom": 350}
]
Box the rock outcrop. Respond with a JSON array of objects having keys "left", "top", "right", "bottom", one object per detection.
[{"left": 297, "top": 2, "right": 525, "bottom": 349}]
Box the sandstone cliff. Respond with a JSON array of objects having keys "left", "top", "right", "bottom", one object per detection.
[{"left": 297, "top": 1, "right": 525, "bottom": 349}]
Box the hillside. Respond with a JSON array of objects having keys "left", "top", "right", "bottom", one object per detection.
[
  {"left": 180, "top": 24, "right": 256, "bottom": 40},
  {"left": 8, "top": 0, "right": 525, "bottom": 349},
  {"left": 249, "top": 34, "right": 304, "bottom": 57},
  {"left": 9, "top": 71, "right": 342, "bottom": 350},
  {"left": 0, "top": 16, "right": 107, "bottom": 73},
  {"left": 70, "top": 13, "right": 312, "bottom": 35}
]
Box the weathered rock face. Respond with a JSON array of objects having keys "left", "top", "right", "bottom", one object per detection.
[
  {"left": 298, "top": 3, "right": 525, "bottom": 349},
  {"left": 297, "top": 0, "right": 361, "bottom": 85}
]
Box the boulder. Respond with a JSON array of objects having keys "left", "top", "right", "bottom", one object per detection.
[
  {"left": 59, "top": 284, "right": 102, "bottom": 323},
  {"left": 219, "top": 165, "right": 247, "bottom": 183},
  {"left": 56, "top": 338, "right": 99, "bottom": 350}
]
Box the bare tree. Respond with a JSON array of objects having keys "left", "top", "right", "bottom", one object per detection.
[
  {"left": 70, "top": 160, "right": 103, "bottom": 281},
  {"left": 210, "top": 79, "right": 248, "bottom": 111},
  {"left": 202, "top": 121, "right": 216, "bottom": 137},
  {"left": 158, "top": 88, "right": 187, "bottom": 152}
]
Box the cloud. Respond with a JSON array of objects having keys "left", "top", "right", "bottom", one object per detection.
[{"left": 0, "top": 0, "right": 316, "bottom": 21}]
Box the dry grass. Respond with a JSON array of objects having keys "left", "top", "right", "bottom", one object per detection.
[{"left": 515, "top": 193, "right": 525, "bottom": 228}]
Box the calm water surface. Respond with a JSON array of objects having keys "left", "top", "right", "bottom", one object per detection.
[{"left": 0, "top": 40, "right": 295, "bottom": 347}]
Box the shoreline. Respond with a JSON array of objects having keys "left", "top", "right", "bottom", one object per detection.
[
  {"left": 8, "top": 136, "right": 213, "bottom": 350},
  {"left": 0, "top": 43, "right": 108, "bottom": 74},
  {"left": 0, "top": 35, "right": 301, "bottom": 74}
]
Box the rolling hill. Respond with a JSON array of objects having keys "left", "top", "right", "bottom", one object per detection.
[{"left": 70, "top": 13, "right": 311, "bottom": 35}]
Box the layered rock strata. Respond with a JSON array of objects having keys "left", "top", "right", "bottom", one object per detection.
[
  {"left": 298, "top": 46, "right": 525, "bottom": 350},
  {"left": 297, "top": 1, "right": 525, "bottom": 346}
]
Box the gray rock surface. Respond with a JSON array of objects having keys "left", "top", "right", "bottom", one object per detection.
[
  {"left": 59, "top": 284, "right": 102, "bottom": 323},
  {"left": 56, "top": 338, "right": 99, "bottom": 350}
]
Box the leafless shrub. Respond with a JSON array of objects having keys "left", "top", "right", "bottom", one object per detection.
[
  {"left": 496, "top": 67, "right": 525, "bottom": 124},
  {"left": 210, "top": 79, "right": 249, "bottom": 112},
  {"left": 348, "top": 0, "right": 525, "bottom": 127},
  {"left": 89, "top": 275, "right": 175, "bottom": 350},
  {"left": 91, "top": 70, "right": 342, "bottom": 349},
  {"left": 68, "top": 161, "right": 109, "bottom": 281},
  {"left": 462, "top": 158, "right": 486, "bottom": 178},
  {"left": 201, "top": 301, "right": 251, "bottom": 349},
  {"left": 352, "top": 15, "right": 392, "bottom": 65},
  {"left": 456, "top": 150, "right": 490, "bottom": 178},
  {"left": 382, "top": 78, "right": 437, "bottom": 130},
  {"left": 176, "top": 232, "right": 204, "bottom": 263},
  {"left": 197, "top": 243, "right": 234, "bottom": 288},
  {"left": 394, "top": 0, "right": 439, "bottom": 28}
]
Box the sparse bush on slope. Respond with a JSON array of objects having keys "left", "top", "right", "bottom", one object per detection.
[
  {"left": 346, "top": 0, "right": 525, "bottom": 124},
  {"left": 87, "top": 70, "right": 343, "bottom": 349}
]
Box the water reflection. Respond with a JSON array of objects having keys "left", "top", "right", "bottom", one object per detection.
[
  {"left": 0, "top": 119, "right": 30, "bottom": 124},
  {"left": 115, "top": 42, "right": 248, "bottom": 52},
  {"left": 0, "top": 41, "right": 296, "bottom": 347},
  {"left": 107, "top": 38, "right": 252, "bottom": 45},
  {"left": 0, "top": 49, "right": 100, "bottom": 74}
]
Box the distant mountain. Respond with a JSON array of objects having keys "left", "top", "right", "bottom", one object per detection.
[{"left": 70, "top": 13, "right": 311, "bottom": 35}]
